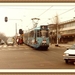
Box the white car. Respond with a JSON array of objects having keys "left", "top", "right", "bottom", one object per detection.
[
  {"left": 7, "top": 37, "right": 14, "bottom": 46},
  {"left": 0, "top": 39, "right": 5, "bottom": 45},
  {"left": 63, "top": 44, "right": 75, "bottom": 64}
]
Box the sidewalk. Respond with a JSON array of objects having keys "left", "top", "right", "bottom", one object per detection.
[{"left": 49, "top": 43, "right": 72, "bottom": 48}]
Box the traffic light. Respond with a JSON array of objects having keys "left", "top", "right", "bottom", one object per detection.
[
  {"left": 19, "top": 29, "right": 23, "bottom": 34},
  {"left": 5, "top": 17, "right": 8, "bottom": 22}
]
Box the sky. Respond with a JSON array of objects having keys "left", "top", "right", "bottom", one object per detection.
[{"left": 0, "top": 3, "right": 75, "bottom": 37}]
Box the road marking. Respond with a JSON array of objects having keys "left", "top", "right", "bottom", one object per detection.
[
  {"left": 3, "top": 45, "right": 7, "bottom": 47},
  {"left": 0, "top": 45, "right": 27, "bottom": 48}
]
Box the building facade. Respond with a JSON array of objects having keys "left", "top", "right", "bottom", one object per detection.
[{"left": 48, "top": 18, "right": 75, "bottom": 44}]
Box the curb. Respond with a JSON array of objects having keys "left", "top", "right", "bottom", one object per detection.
[{"left": 50, "top": 44, "right": 71, "bottom": 48}]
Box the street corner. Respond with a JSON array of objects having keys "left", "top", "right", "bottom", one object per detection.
[
  {"left": 49, "top": 44, "right": 68, "bottom": 49},
  {"left": 49, "top": 43, "right": 72, "bottom": 49},
  {"left": 56, "top": 45, "right": 71, "bottom": 49},
  {"left": 58, "top": 46, "right": 67, "bottom": 48},
  {"left": 49, "top": 44, "right": 60, "bottom": 48},
  {"left": 54, "top": 45, "right": 66, "bottom": 49}
]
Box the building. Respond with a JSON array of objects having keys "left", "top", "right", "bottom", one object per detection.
[{"left": 48, "top": 18, "right": 75, "bottom": 43}]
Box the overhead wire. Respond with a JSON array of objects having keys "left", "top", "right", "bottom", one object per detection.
[
  {"left": 27, "top": 6, "right": 75, "bottom": 28},
  {"left": 59, "top": 6, "right": 75, "bottom": 16},
  {"left": 27, "top": 6, "right": 53, "bottom": 27},
  {"left": 37, "top": 6, "right": 53, "bottom": 17},
  {"left": 40, "top": 6, "right": 75, "bottom": 24}
]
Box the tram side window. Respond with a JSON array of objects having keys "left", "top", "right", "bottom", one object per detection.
[
  {"left": 46, "top": 30, "right": 48, "bottom": 37},
  {"left": 30, "top": 31, "right": 34, "bottom": 37},
  {"left": 25, "top": 33, "right": 28, "bottom": 38},
  {"left": 37, "top": 30, "right": 41, "bottom": 37}
]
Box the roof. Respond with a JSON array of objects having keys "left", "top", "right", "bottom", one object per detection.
[
  {"left": 34, "top": 26, "right": 40, "bottom": 30},
  {"left": 49, "top": 19, "right": 75, "bottom": 27}
]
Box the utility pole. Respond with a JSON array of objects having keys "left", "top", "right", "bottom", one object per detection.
[
  {"left": 55, "top": 15, "right": 59, "bottom": 47},
  {"left": 15, "top": 23, "right": 17, "bottom": 44},
  {"left": 15, "top": 23, "right": 17, "bottom": 36}
]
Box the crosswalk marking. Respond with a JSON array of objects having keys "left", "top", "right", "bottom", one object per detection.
[
  {"left": 0, "top": 44, "right": 31, "bottom": 51},
  {"left": 0, "top": 45, "right": 26, "bottom": 48},
  {"left": 0, "top": 45, "right": 15, "bottom": 48}
]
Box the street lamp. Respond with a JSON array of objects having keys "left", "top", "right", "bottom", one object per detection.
[{"left": 31, "top": 18, "right": 40, "bottom": 42}]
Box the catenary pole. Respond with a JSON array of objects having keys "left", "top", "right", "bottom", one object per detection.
[{"left": 55, "top": 15, "right": 59, "bottom": 46}]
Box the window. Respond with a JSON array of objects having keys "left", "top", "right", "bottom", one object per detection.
[
  {"left": 40, "top": 30, "right": 48, "bottom": 37},
  {"left": 37, "top": 30, "right": 41, "bottom": 37},
  {"left": 29, "top": 31, "right": 34, "bottom": 37}
]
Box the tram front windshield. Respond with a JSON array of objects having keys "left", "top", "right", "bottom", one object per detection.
[{"left": 41, "top": 30, "right": 48, "bottom": 37}]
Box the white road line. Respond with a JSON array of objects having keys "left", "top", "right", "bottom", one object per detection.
[{"left": 0, "top": 45, "right": 26, "bottom": 48}]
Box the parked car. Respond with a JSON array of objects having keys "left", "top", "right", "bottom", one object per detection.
[
  {"left": 0, "top": 39, "right": 5, "bottom": 45},
  {"left": 63, "top": 44, "right": 75, "bottom": 64},
  {"left": 7, "top": 37, "right": 14, "bottom": 46}
]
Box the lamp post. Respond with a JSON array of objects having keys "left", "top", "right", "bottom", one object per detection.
[
  {"left": 15, "top": 23, "right": 17, "bottom": 38},
  {"left": 31, "top": 18, "right": 40, "bottom": 42}
]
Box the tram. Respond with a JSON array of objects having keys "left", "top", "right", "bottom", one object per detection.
[{"left": 23, "top": 25, "right": 50, "bottom": 50}]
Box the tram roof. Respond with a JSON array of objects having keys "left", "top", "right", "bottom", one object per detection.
[
  {"left": 34, "top": 25, "right": 48, "bottom": 30},
  {"left": 28, "top": 25, "right": 49, "bottom": 32},
  {"left": 34, "top": 26, "right": 40, "bottom": 30}
]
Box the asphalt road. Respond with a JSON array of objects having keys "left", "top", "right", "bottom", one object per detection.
[{"left": 0, "top": 44, "right": 75, "bottom": 69}]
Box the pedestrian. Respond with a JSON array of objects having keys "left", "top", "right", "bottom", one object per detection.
[
  {"left": 49, "top": 35, "right": 53, "bottom": 45},
  {"left": 16, "top": 37, "right": 20, "bottom": 45},
  {"left": 19, "top": 38, "right": 23, "bottom": 45}
]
